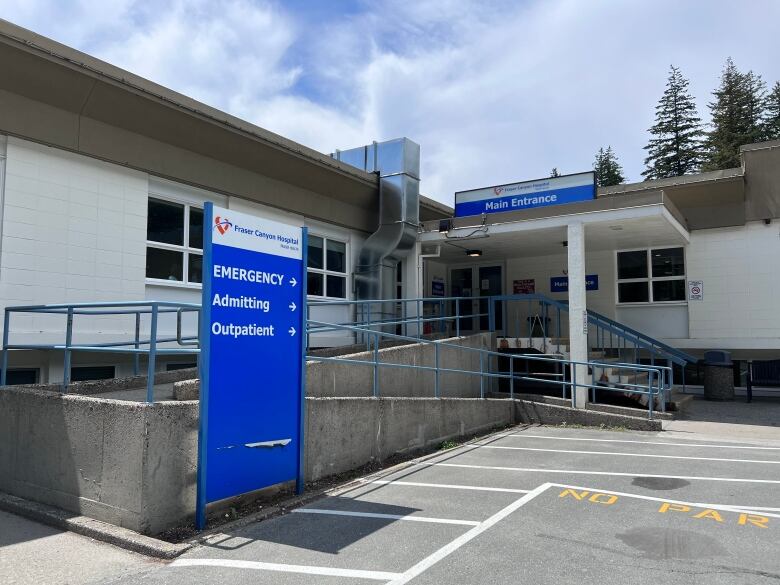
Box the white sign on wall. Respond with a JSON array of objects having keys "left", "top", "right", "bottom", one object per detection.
[{"left": 688, "top": 280, "right": 703, "bottom": 301}]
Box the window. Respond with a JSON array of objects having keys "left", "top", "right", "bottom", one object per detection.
[
  {"left": 1, "top": 368, "right": 39, "bottom": 385},
  {"left": 617, "top": 247, "right": 685, "bottom": 303},
  {"left": 71, "top": 366, "right": 116, "bottom": 382},
  {"left": 307, "top": 235, "right": 347, "bottom": 298},
  {"left": 146, "top": 198, "right": 203, "bottom": 285}
]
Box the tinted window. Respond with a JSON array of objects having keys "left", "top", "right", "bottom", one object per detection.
[
  {"left": 189, "top": 208, "right": 204, "bottom": 249},
  {"left": 617, "top": 250, "right": 647, "bottom": 280},
  {"left": 652, "top": 279, "right": 685, "bottom": 302},
  {"left": 188, "top": 254, "right": 203, "bottom": 284},
  {"left": 307, "top": 272, "right": 323, "bottom": 296},
  {"left": 652, "top": 247, "right": 684, "bottom": 277},
  {"left": 327, "top": 275, "right": 346, "bottom": 298},
  {"left": 326, "top": 240, "right": 346, "bottom": 273},
  {"left": 308, "top": 236, "right": 324, "bottom": 270},
  {"left": 146, "top": 248, "right": 183, "bottom": 281},
  {"left": 71, "top": 366, "right": 115, "bottom": 382},
  {"left": 147, "top": 199, "right": 184, "bottom": 245},
  {"left": 618, "top": 281, "right": 649, "bottom": 303}
]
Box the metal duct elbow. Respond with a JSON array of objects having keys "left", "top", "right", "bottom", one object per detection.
[{"left": 333, "top": 138, "right": 420, "bottom": 303}]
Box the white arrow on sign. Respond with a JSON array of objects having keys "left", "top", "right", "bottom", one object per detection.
[
  {"left": 289, "top": 277, "right": 298, "bottom": 287},
  {"left": 289, "top": 301, "right": 297, "bottom": 311},
  {"left": 288, "top": 327, "right": 296, "bottom": 336}
]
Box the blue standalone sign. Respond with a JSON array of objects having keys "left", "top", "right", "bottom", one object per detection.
[
  {"left": 196, "top": 203, "right": 306, "bottom": 530},
  {"left": 454, "top": 171, "right": 596, "bottom": 218},
  {"left": 550, "top": 274, "right": 599, "bottom": 293}
]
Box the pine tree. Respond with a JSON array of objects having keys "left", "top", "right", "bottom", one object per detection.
[
  {"left": 705, "top": 58, "right": 767, "bottom": 169},
  {"left": 642, "top": 65, "right": 704, "bottom": 179},
  {"left": 550, "top": 167, "right": 561, "bottom": 178},
  {"left": 594, "top": 146, "right": 625, "bottom": 187},
  {"left": 763, "top": 81, "right": 780, "bottom": 140}
]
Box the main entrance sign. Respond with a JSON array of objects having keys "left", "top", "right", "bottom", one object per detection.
[
  {"left": 196, "top": 203, "right": 306, "bottom": 529},
  {"left": 454, "top": 171, "right": 596, "bottom": 218}
]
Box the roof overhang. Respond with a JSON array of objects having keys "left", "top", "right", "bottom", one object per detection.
[
  {"left": 0, "top": 19, "right": 380, "bottom": 229},
  {"left": 420, "top": 192, "right": 689, "bottom": 261}
]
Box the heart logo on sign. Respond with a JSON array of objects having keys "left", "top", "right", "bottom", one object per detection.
[
  {"left": 214, "top": 216, "right": 232, "bottom": 235},
  {"left": 494, "top": 187, "right": 504, "bottom": 195}
]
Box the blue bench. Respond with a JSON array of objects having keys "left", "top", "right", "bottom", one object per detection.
[{"left": 746, "top": 360, "right": 780, "bottom": 403}]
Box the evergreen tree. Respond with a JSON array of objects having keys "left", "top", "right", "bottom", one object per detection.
[
  {"left": 763, "top": 81, "right": 780, "bottom": 140},
  {"left": 593, "top": 146, "right": 625, "bottom": 187},
  {"left": 705, "top": 58, "right": 767, "bottom": 169},
  {"left": 642, "top": 65, "right": 704, "bottom": 179},
  {"left": 550, "top": 167, "right": 561, "bottom": 178}
]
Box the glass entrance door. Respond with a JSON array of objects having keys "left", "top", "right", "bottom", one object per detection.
[
  {"left": 478, "top": 265, "right": 503, "bottom": 331},
  {"left": 450, "top": 267, "right": 475, "bottom": 333},
  {"left": 450, "top": 264, "right": 503, "bottom": 334}
]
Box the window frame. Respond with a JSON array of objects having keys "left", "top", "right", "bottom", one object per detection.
[
  {"left": 146, "top": 195, "right": 204, "bottom": 288},
  {"left": 615, "top": 247, "right": 687, "bottom": 305},
  {"left": 307, "top": 234, "right": 349, "bottom": 300}
]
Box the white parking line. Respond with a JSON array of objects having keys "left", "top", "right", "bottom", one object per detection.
[
  {"left": 507, "top": 433, "right": 780, "bottom": 451},
  {"left": 416, "top": 461, "right": 780, "bottom": 484},
  {"left": 478, "top": 444, "right": 780, "bottom": 465},
  {"left": 292, "top": 508, "right": 480, "bottom": 526},
  {"left": 168, "top": 558, "right": 402, "bottom": 581},
  {"left": 369, "top": 479, "right": 531, "bottom": 494},
  {"left": 385, "top": 483, "right": 554, "bottom": 585}
]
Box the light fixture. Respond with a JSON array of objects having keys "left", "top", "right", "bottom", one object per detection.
[
  {"left": 466, "top": 249, "right": 482, "bottom": 257},
  {"left": 562, "top": 241, "right": 568, "bottom": 248},
  {"left": 438, "top": 219, "right": 452, "bottom": 233}
]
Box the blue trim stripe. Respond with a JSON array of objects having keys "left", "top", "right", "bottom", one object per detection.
[{"left": 454, "top": 183, "right": 595, "bottom": 218}]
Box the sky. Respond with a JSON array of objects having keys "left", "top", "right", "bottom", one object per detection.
[{"left": 2, "top": 0, "right": 779, "bottom": 206}]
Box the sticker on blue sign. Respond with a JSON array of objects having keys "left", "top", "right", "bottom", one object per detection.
[
  {"left": 196, "top": 203, "right": 306, "bottom": 530},
  {"left": 454, "top": 171, "right": 595, "bottom": 218}
]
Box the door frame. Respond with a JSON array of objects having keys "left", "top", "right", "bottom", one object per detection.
[{"left": 448, "top": 260, "right": 506, "bottom": 333}]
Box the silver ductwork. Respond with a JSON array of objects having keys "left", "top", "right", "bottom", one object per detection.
[{"left": 333, "top": 138, "right": 420, "bottom": 306}]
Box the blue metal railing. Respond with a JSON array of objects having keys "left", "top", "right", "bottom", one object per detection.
[
  {"left": 307, "top": 319, "right": 670, "bottom": 419},
  {"left": 1, "top": 301, "right": 200, "bottom": 402}
]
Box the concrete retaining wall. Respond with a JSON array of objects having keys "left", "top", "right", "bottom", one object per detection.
[
  {"left": 0, "top": 386, "right": 198, "bottom": 535},
  {"left": 1, "top": 377, "right": 658, "bottom": 535},
  {"left": 305, "top": 397, "right": 514, "bottom": 481},
  {"left": 0, "top": 385, "right": 510, "bottom": 535},
  {"left": 306, "top": 333, "right": 493, "bottom": 398}
]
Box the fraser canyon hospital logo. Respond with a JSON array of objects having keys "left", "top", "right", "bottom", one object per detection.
[{"left": 214, "top": 215, "right": 232, "bottom": 235}]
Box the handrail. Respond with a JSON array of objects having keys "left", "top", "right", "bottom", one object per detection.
[
  {"left": 1, "top": 301, "right": 201, "bottom": 402},
  {"left": 307, "top": 319, "right": 668, "bottom": 419},
  {"left": 489, "top": 294, "right": 696, "bottom": 366}
]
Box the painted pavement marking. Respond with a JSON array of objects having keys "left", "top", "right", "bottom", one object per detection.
[
  {"left": 385, "top": 483, "right": 554, "bottom": 585},
  {"left": 414, "top": 461, "right": 780, "bottom": 485},
  {"left": 292, "top": 508, "right": 481, "bottom": 526},
  {"left": 506, "top": 433, "right": 780, "bottom": 451},
  {"left": 168, "top": 558, "right": 403, "bottom": 581},
  {"left": 478, "top": 444, "right": 780, "bottom": 465},
  {"left": 367, "top": 479, "right": 531, "bottom": 494}
]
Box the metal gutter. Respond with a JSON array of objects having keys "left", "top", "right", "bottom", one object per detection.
[{"left": 0, "top": 18, "right": 375, "bottom": 186}]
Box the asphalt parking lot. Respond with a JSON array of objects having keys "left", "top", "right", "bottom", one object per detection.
[{"left": 121, "top": 424, "right": 780, "bottom": 585}]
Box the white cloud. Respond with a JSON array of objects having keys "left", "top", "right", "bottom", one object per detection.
[{"left": 2, "top": 0, "right": 780, "bottom": 207}]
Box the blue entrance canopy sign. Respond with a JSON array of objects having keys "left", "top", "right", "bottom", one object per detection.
[
  {"left": 454, "top": 171, "right": 596, "bottom": 218},
  {"left": 196, "top": 203, "right": 306, "bottom": 530},
  {"left": 550, "top": 274, "right": 599, "bottom": 293}
]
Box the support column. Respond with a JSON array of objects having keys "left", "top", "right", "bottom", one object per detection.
[{"left": 567, "top": 222, "right": 588, "bottom": 408}]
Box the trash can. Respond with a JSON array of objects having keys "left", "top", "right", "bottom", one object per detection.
[{"left": 703, "top": 350, "right": 734, "bottom": 401}]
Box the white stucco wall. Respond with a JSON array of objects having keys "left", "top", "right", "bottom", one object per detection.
[
  {"left": 1, "top": 137, "right": 149, "bottom": 349},
  {"left": 685, "top": 221, "right": 780, "bottom": 348}
]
